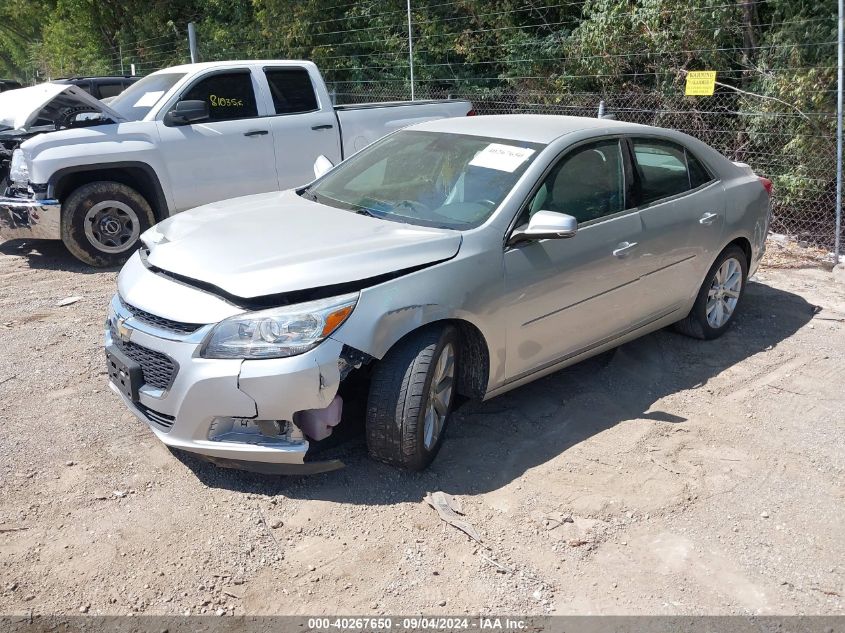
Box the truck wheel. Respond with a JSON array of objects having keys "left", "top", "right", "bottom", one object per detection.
[
  {"left": 366, "top": 324, "right": 458, "bottom": 471},
  {"left": 674, "top": 244, "right": 748, "bottom": 340},
  {"left": 61, "top": 181, "right": 155, "bottom": 267}
]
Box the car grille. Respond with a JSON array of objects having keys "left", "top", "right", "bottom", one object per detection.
[
  {"left": 136, "top": 402, "right": 175, "bottom": 431},
  {"left": 118, "top": 296, "right": 203, "bottom": 335},
  {"left": 110, "top": 324, "right": 178, "bottom": 390}
]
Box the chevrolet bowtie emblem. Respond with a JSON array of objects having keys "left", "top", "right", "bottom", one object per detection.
[{"left": 116, "top": 316, "right": 133, "bottom": 343}]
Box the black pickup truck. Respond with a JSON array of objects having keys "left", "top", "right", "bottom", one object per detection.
[{"left": 0, "top": 79, "right": 22, "bottom": 93}]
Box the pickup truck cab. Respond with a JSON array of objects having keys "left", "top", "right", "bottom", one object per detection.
[{"left": 0, "top": 60, "right": 473, "bottom": 266}]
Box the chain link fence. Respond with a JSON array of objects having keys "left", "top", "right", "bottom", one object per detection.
[{"left": 329, "top": 81, "right": 840, "bottom": 253}]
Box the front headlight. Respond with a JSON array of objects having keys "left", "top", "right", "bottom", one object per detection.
[
  {"left": 8, "top": 149, "right": 29, "bottom": 186},
  {"left": 201, "top": 292, "right": 358, "bottom": 359}
]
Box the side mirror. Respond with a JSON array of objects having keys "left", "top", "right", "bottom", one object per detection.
[
  {"left": 163, "top": 100, "right": 209, "bottom": 126},
  {"left": 508, "top": 210, "right": 578, "bottom": 246},
  {"left": 313, "top": 155, "right": 335, "bottom": 179}
]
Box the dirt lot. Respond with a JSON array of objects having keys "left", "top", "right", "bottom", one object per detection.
[{"left": 0, "top": 238, "right": 843, "bottom": 617}]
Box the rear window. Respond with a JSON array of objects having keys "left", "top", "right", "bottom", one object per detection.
[
  {"left": 264, "top": 68, "right": 318, "bottom": 114},
  {"left": 632, "top": 139, "right": 698, "bottom": 204},
  {"left": 96, "top": 82, "right": 125, "bottom": 99}
]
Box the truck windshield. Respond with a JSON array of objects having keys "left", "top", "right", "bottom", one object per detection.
[
  {"left": 305, "top": 130, "right": 544, "bottom": 230},
  {"left": 108, "top": 73, "right": 186, "bottom": 121}
]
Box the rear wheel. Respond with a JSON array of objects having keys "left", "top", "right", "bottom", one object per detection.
[
  {"left": 674, "top": 245, "right": 748, "bottom": 340},
  {"left": 61, "top": 181, "right": 155, "bottom": 267},
  {"left": 366, "top": 325, "right": 458, "bottom": 471}
]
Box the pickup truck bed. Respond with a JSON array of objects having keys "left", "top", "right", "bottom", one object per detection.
[{"left": 335, "top": 100, "right": 475, "bottom": 157}]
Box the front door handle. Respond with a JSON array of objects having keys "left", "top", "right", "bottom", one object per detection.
[
  {"left": 311, "top": 124, "right": 334, "bottom": 131},
  {"left": 244, "top": 130, "right": 269, "bottom": 137},
  {"left": 613, "top": 241, "right": 638, "bottom": 258},
  {"left": 699, "top": 212, "right": 719, "bottom": 225}
]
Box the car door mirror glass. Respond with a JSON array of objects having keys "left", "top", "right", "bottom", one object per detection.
[
  {"left": 164, "top": 100, "right": 210, "bottom": 126},
  {"left": 313, "top": 154, "right": 335, "bottom": 179},
  {"left": 508, "top": 210, "right": 577, "bottom": 246}
]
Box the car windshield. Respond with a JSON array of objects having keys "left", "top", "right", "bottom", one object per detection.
[
  {"left": 304, "top": 130, "right": 544, "bottom": 229},
  {"left": 108, "top": 72, "right": 186, "bottom": 121}
]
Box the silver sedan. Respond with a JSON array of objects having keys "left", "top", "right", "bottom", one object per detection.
[{"left": 106, "top": 115, "right": 771, "bottom": 472}]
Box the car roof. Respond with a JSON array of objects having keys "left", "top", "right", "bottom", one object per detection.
[
  {"left": 410, "top": 114, "right": 652, "bottom": 144},
  {"left": 55, "top": 76, "right": 138, "bottom": 82},
  {"left": 160, "top": 60, "right": 317, "bottom": 74}
]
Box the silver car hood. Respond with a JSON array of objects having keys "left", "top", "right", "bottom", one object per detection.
[
  {"left": 144, "top": 190, "right": 462, "bottom": 300},
  {"left": 0, "top": 82, "right": 125, "bottom": 132}
]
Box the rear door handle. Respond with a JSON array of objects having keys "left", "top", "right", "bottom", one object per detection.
[
  {"left": 311, "top": 124, "right": 334, "bottom": 131},
  {"left": 613, "top": 241, "right": 638, "bottom": 258},
  {"left": 699, "top": 212, "right": 719, "bottom": 225},
  {"left": 244, "top": 130, "right": 269, "bottom": 137}
]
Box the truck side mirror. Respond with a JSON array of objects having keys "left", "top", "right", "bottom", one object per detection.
[
  {"left": 313, "top": 155, "right": 334, "bottom": 179},
  {"left": 163, "top": 100, "right": 210, "bottom": 126}
]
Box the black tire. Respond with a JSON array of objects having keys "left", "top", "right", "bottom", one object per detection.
[
  {"left": 61, "top": 181, "right": 155, "bottom": 267},
  {"left": 674, "top": 244, "right": 748, "bottom": 340},
  {"left": 366, "top": 324, "right": 458, "bottom": 471}
]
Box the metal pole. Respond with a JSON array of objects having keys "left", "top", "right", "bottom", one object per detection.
[
  {"left": 188, "top": 22, "right": 199, "bottom": 64},
  {"left": 119, "top": 43, "right": 124, "bottom": 75},
  {"left": 836, "top": 0, "right": 843, "bottom": 264},
  {"left": 406, "top": 0, "right": 415, "bottom": 101}
]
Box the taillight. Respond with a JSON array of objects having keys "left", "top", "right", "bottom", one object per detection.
[
  {"left": 759, "top": 177, "right": 773, "bottom": 196},
  {"left": 466, "top": 108, "right": 477, "bottom": 116}
]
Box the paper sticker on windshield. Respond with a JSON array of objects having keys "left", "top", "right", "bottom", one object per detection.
[
  {"left": 133, "top": 91, "right": 165, "bottom": 107},
  {"left": 469, "top": 143, "right": 535, "bottom": 172}
]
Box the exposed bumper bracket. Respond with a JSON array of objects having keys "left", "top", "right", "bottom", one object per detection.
[{"left": 0, "top": 196, "right": 61, "bottom": 240}]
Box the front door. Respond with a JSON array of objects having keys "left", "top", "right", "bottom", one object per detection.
[
  {"left": 503, "top": 139, "right": 646, "bottom": 382},
  {"left": 157, "top": 69, "right": 279, "bottom": 211}
]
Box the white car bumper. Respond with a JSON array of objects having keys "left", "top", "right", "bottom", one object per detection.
[{"left": 105, "top": 294, "right": 345, "bottom": 472}]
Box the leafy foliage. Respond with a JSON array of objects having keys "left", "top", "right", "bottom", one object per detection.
[{"left": 0, "top": 0, "right": 837, "bottom": 245}]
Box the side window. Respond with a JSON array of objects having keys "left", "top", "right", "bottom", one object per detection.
[
  {"left": 180, "top": 72, "right": 258, "bottom": 121},
  {"left": 97, "top": 82, "right": 124, "bottom": 99},
  {"left": 265, "top": 68, "right": 319, "bottom": 114},
  {"left": 527, "top": 140, "right": 625, "bottom": 225},
  {"left": 632, "top": 139, "right": 692, "bottom": 204},
  {"left": 686, "top": 150, "right": 713, "bottom": 189}
]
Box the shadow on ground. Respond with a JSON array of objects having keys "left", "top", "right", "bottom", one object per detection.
[
  {"left": 0, "top": 238, "right": 119, "bottom": 273},
  {"left": 178, "top": 280, "right": 816, "bottom": 504}
]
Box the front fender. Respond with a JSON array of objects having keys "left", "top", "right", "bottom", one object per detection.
[
  {"left": 329, "top": 250, "right": 504, "bottom": 388},
  {"left": 24, "top": 123, "right": 169, "bottom": 203}
]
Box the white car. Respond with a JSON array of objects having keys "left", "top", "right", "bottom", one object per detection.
[
  {"left": 0, "top": 60, "right": 473, "bottom": 266},
  {"left": 106, "top": 114, "right": 771, "bottom": 474}
]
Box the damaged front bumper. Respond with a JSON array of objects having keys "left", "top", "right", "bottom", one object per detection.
[
  {"left": 105, "top": 294, "right": 347, "bottom": 473},
  {"left": 0, "top": 194, "right": 61, "bottom": 240}
]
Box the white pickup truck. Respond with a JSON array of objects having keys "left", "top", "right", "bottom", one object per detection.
[{"left": 0, "top": 60, "right": 474, "bottom": 265}]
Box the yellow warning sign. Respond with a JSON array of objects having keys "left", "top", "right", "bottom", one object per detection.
[{"left": 685, "top": 71, "right": 717, "bottom": 96}]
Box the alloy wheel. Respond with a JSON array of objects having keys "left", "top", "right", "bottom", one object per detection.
[
  {"left": 706, "top": 256, "right": 743, "bottom": 328},
  {"left": 422, "top": 342, "right": 455, "bottom": 450}
]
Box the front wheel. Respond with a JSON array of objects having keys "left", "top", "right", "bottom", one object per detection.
[
  {"left": 61, "top": 181, "right": 155, "bottom": 267},
  {"left": 674, "top": 245, "right": 748, "bottom": 340},
  {"left": 366, "top": 325, "right": 458, "bottom": 471}
]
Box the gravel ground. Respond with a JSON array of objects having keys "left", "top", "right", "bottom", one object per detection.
[{"left": 0, "top": 238, "right": 843, "bottom": 617}]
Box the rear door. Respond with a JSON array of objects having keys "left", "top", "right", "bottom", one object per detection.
[
  {"left": 260, "top": 66, "right": 342, "bottom": 189},
  {"left": 156, "top": 69, "right": 279, "bottom": 210},
  {"left": 503, "top": 138, "right": 647, "bottom": 381},
  {"left": 628, "top": 137, "right": 725, "bottom": 317}
]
